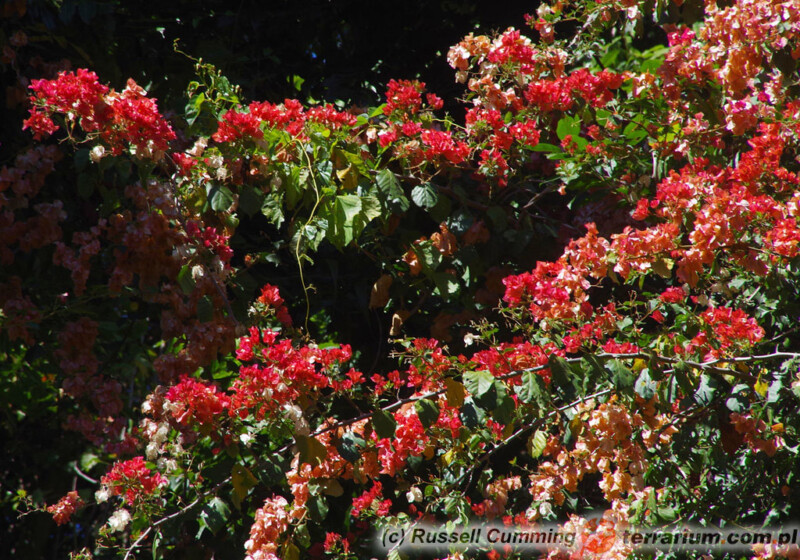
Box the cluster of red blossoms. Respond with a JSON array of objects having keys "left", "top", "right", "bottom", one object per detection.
[
  {"left": 524, "top": 68, "right": 624, "bottom": 113},
  {"left": 255, "top": 284, "right": 293, "bottom": 327},
  {"left": 100, "top": 457, "right": 167, "bottom": 505},
  {"left": 383, "top": 79, "right": 443, "bottom": 115},
  {"left": 24, "top": 70, "right": 175, "bottom": 156},
  {"left": 184, "top": 220, "right": 234, "bottom": 264},
  {"left": 47, "top": 491, "right": 85, "bottom": 526},
  {"left": 212, "top": 99, "right": 358, "bottom": 144}
]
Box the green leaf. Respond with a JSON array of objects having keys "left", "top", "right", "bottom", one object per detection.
[
  {"left": 375, "top": 168, "right": 410, "bottom": 213},
  {"left": 327, "top": 194, "right": 382, "bottom": 248},
  {"left": 295, "top": 435, "right": 328, "bottom": 466},
  {"left": 548, "top": 355, "right": 575, "bottom": 400},
  {"left": 726, "top": 384, "right": 751, "bottom": 413},
  {"left": 530, "top": 142, "right": 563, "bottom": 153},
  {"left": 196, "top": 295, "right": 214, "bottom": 323},
  {"left": 413, "top": 242, "right": 442, "bottom": 274},
  {"left": 529, "top": 429, "right": 548, "bottom": 458},
  {"left": 337, "top": 431, "right": 366, "bottom": 463},
  {"left": 177, "top": 265, "right": 196, "bottom": 296},
  {"left": 231, "top": 464, "right": 258, "bottom": 508},
  {"left": 463, "top": 370, "right": 495, "bottom": 398},
  {"left": 208, "top": 184, "right": 235, "bottom": 212},
  {"left": 197, "top": 497, "right": 230, "bottom": 537},
  {"left": 372, "top": 410, "right": 396, "bottom": 439},
  {"left": 623, "top": 120, "right": 648, "bottom": 143},
  {"left": 308, "top": 494, "right": 328, "bottom": 521},
  {"left": 672, "top": 361, "right": 695, "bottom": 396},
  {"left": 556, "top": 115, "right": 581, "bottom": 141},
  {"left": 515, "top": 371, "right": 549, "bottom": 408},
  {"left": 239, "top": 186, "right": 265, "bottom": 217},
  {"left": 411, "top": 183, "right": 439, "bottom": 209},
  {"left": 77, "top": 173, "right": 96, "bottom": 199},
  {"left": 634, "top": 369, "right": 657, "bottom": 399},
  {"left": 74, "top": 149, "right": 91, "bottom": 171},
  {"left": 261, "top": 193, "right": 285, "bottom": 227},
  {"left": 607, "top": 360, "right": 635, "bottom": 391},
  {"left": 433, "top": 273, "right": 460, "bottom": 298},
  {"left": 694, "top": 374, "right": 718, "bottom": 405},
  {"left": 415, "top": 399, "right": 440, "bottom": 429}
]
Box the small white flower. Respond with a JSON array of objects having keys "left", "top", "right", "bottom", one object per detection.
[
  {"left": 463, "top": 333, "right": 477, "bottom": 346},
  {"left": 154, "top": 423, "right": 169, "bottom": 444},
  {"left": 95, "top": 488, "right": 109, "bottom": 503},
  {"left": 90, "top": 145, "right": 106, "bottom": 163},
  {"left": 406, "top": 487, "right": 423, "bottom": 503},
  {"left": 108, "top": 508, "right": 132, "bottom": 532},
  {"left": 187, "top": 137, "right": 208, "bottom": 157},
  {"left": 146, "top": 441, "right": 159, "bottom": 461},
  {"left": 538, "top": 501, "right": 554, "bottom": 518},
  {"left": 240, "top": 433, "right": 254, "bottom": 446},
  {"left": 283, "top": 404, "right": 309, "bottom": 435}
]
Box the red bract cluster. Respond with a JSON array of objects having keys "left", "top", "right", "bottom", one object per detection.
[
  {"left": 24, "top": 69, "right": 108, "bottom": 139},
  {"left": 185, "top": 220, "right": 234, "bottom": 263},
  {"left": 213, "top": 99, "right": 358, "bottom": 144},
  {"left": 420, "top": 129, "right": 471, "bottom": 165},
  {"left": 24, "top": 71, "right": 174, "bottom": 157},
  {"left": 524, "top": 68, "right": 624, "bottom": 113},
  {"left": 486, "top": 28, "right": 538, "bottom": 69},
  {"left": 164, "top": 376, "right": 231, "bottom": 427},
  {"left": 230, "top": 327, "right": 353, "bottom": 419},
  {"left": 383, "top": 79, "right": 426, "bottom": 116},
  {"left": 47, "top": 491, "right": 85, "bottom": 526},
  {"left": 377, "top": 404, "right": 428, "bottom": 476},
  {"left": 471, "top": 341, "right": 556, "bottom": 382},
  {"left": 100, "top": 457, "right": 166, "bottom": 505},
  {"left": 102, "top": 79, "right": 176, "bottom": 155},
  {"left": 350, "top": 481, "right": 390, "bottom": 517},
  {"left": 690, "top": 307, "right": 765, "bottom": 359},
  {"left": 255, "top": 284, "right": 293, "bottom": 327}
]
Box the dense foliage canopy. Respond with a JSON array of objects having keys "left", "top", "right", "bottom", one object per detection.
[{"left": 3, "top": 0, "right": 800, "bottom": 559}]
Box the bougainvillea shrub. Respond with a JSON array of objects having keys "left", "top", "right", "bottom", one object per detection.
[{"left": 3, "top": 0, "right": 800, "bottom": 558}]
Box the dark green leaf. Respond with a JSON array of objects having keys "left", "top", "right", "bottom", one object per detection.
[
  {"left": 198, "top": 497, "right": 230, "bottom": 537},
  {"left": 197, "top": 295, "right": 214, "bottom": 323},
  {"left": 337, "top": 431, "right": 366, "bottom": 463},
  {"left": 372, "top": 410, "right": 396, "bottom": 438},
  {"left": 177, "top": 265, "right": 196, "bottom": 296},
  {"left": 515, "top": 370, "right": 549, "bottom": 408},
  {"left": 607, "top": 359, "right": 635, "bottom": 391},
  {"left": 694, "top": 374, "right": 718, "bottom": 405},
  {"left": 492, "top": 394, "right": 515, "bottom": 425},
  {"left": 548, "top": 355, "right": 575, "bottom": 400},
  {"left": 415, "top": 399, "right": 440, "bottom": 429},
  {"left": 239, "top": 186, "right": 265, "bottom": 217},
  {"left": 460, "top": 398, "right": 484, "bottom": 428}
]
